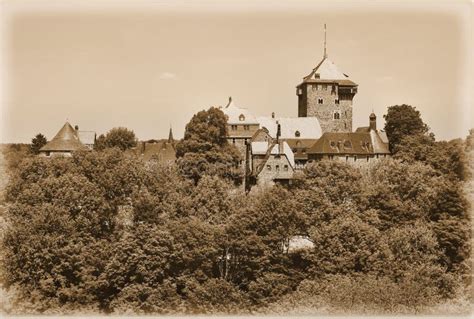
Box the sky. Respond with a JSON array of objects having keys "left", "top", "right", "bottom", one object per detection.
[{"left": 0, "top": 0, "right": 472, "bottom": 143}]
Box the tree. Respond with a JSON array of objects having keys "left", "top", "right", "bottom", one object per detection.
[
  {"left": 175, "top": 107, "right": 241, "bottom": 183},
  {"left": 95, "top": 127, "right": 137, "bottom": 151},
  {"left": 30, "top": 133, "right": 47, "bottom": 155},
  {"left": 383, "top": 104, "right": 430, "bottom": 152}
]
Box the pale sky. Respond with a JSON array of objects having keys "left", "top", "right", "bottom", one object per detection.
[{"left": 0, "top": 0, "right": 472, "bottom": 143}]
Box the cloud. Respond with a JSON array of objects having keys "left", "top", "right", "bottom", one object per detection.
[{"left": 159, "top": 72, "right": 177, "bottom": 80}]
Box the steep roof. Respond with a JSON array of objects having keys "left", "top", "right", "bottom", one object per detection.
[
  {"left": 308, "top": 131, "right": 390, "bottom": 155},
  {"left": 40, "top": 122, "right": 86, "bottom": 152},
  {"left": 138, "top": 140, "right": 177, "bottom": 162},
  {"left": 300, "top": 56, "right": 357, "bottom": 86},
  {"left": 269, "top": 141, "right": 295, "bottom": 167},
  {"left": 256, "top": 116, "right": 322, "bottom": 140},
  {"left": 220, "top": 97, "right": 259, "bottom": 125}
]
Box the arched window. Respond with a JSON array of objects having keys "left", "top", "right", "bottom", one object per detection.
[
  {"left": 295, "top": 130, "right": 301, "bottom": 137},
  {"left": 239, "top": 114, "right": 245, "bottom": 121}
]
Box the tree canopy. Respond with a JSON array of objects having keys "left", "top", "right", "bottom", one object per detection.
[
  {"left": 383, "top": 104, "right": 430, "bottom": 152},
  {"left": 30, "top": 134, "right": 47, "bottom": 155},
  {"left": 95, "top": 127, "right": 137, "bottom": 151}
]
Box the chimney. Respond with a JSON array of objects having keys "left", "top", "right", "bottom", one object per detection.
[
  {"left": 74, "top": 125, "right": 79, "bottom": 131},
  {"left": 369, "top": 112, "right": 376, "bottom": 131},
  {"left": 271, "top": 112, "right": 275, "bottom": 119},
  {"left": 276, "top": 122, "right": 281, "bottom": 144},
  {"left": 225, "top": 96, "right": 232, "bottom": 108}
]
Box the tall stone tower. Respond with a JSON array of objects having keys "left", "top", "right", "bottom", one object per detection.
[{"left": 296, "top": 25, "right": 358, "bottom": 133}]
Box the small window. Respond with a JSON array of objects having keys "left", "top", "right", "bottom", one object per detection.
[
  {"left": 267, "top": 165, "right": 271, "bottom": 171},
  {"left": 376, "top": 154, "right": 379, "bottom": 159},
  {"left": 46, "top": 151, "right": 51, "bottom": 157},
  {"left": 318, "top": 98, "right": 323, "bottom": 104},
  {"left": 334, "top": 112, "right": 340, "bottom": 120},
  {"left": 284, "top": 165, "right": 289, "bottom": 171},
  {"left": 232, "top": 138, "right": 235, "bottom": 144},
  {"left": 297, "top": 88, "right": 303, "bottom": 95},
  {"left": 231, "top": 125, "right": 237, "bottom": 130},
  {"left": 239, "top": 114, "right": 245, "bottom": 121},
  {"left": 346, "top": 156, "right": 349, "bottom": 162},
  {"left": 367, "top": 156, "right": 370, "bottom": 162},
  {"left": 244, "top": 125, "right": 250, "bottom": 130},
  {"left": 354, "top": 156, "right": 357, "bottom": 162},
  {"left": 312, "top": 84, "right": 316, "bottom": 91},
  {"left": 329, "top": 155, "right": 334, "bottom": 160},
  {"left": 295, "top": 130, "right": 301, "bottom": 137},
  {"left": 344, "top": 122, "right": 347, "bottom": 129},
  {"left": 276, "top": 165, "right": 280, "bottom": 172},
  {"left": 314, "top": 73, "right": 320, "bottom": 79},
  {"left": 296, "top": 141, "right": 301, "bottom": 147},
  {"left": 322, "top": 84, "right": 327, "bottom": 90},
  {"left": 335, "top": 99, "right": 339, "bottom": 104}
]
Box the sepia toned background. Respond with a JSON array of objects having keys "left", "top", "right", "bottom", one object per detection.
[{"left": 0, "top": 0, "right": 472, "bottom": 143}]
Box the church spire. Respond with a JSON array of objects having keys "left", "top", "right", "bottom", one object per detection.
[
  {"left": 324, "top": 23, "right": 328, "bottom": 58},
  {"left": 168, "top": 125, "right": 174, "bottom": 143}
]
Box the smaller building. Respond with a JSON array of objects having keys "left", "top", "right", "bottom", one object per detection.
[
  {"left": 39, "top": 122, "right": 93, "bottom": 157},
  {"left": 251, "top": 130, "right": 296, "bottom": 186},
  {"left": 135, "top": 128, "right": 177, "bottom": 163},
  {"left": 306, "top": 113, "right": 390, "bottom": 165}
]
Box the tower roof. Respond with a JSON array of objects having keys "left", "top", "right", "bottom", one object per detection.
[
  {"left": 40, "top": 122, "right": 86, "bottom": 152},
  {"left": 302, "top": 56, "right": 356, "bottom": 86},
  {"left": 220, "top": 96, "right": 259, "bottom": 125}
]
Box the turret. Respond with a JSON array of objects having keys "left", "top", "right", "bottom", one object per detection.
[{"left": 369, "top": 113, "right": 377, "bottom": 131}]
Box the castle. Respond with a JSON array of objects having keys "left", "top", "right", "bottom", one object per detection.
[
  {"left": 39, "top": 25, "right": 390, "bottom": 188},
  {"left": 220, "top": 25, "right": 390, "bottom": 186}
]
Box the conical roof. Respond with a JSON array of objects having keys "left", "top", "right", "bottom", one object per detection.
[{"left": 40, "top": 122, "right": 86, "bottom": 152}]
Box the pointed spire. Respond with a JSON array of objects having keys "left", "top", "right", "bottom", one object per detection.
[
  {"left": 168, "top": 125, "right": 174, "bottom": 143},
  {"left": 324, "top": 23, "right": 328, "bottom": 58}
]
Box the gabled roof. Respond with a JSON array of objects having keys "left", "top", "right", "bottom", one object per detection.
[
  {"left": 269, "top": 141, "right": 295, "bottom": 167},
  {"left": 256, "top": 116, "right": 322, "bottom": 140},
  {"left": 220, "top": 97, "right": 259, "bottom": 125},
  {"left": 300, "top": 56, "right": 357, "bottom": 86},
  {"left": 40, "top": 122, "right": 86, "bottom": 152}
]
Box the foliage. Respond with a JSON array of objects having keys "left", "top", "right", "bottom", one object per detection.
[
  {"left": 175, "top": 107, "right": 242, "bottom": 183},
  {"left": 383, "top": 104, "right": 430, "bottom": 152},
  {"left": 30, "top": 134, "right": 48, "bottom": 155},
  {"left": 94, "top": 127, "right": 137, "bottom": 151},
  {"left": 1, "top": 109, "right": 471, "bottom": 315}
]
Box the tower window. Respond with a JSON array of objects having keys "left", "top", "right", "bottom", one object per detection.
[
  {"left": 231, "top": 125, "right": 237, "bottom": 130},
  {"left": 322, "top": 84, "right": 327, "bottom": 90},
  {"left": 312, "top": 84, "right": 316, "bottom": 91},
  {"left": 334, "top": 112, "right": 340, "bottom": 120},
  {"left": 318, "top": 98, "right": 323, "bottom": 104},
  {"left": 335, "top": 99, "right": 340, "bottom": 104},
  {"left": 284, "top": 165, "right": 289, "bottom": 171},
  {"left": 232, "top": 138, "right": 235, "bottom": 144},
  {"left": 295, "top": 130, "right": 301, "bottom": 137},
  {"left": 314, "top": 73, "right": 320, "bottom": 79},
  {"left": 239, "top": 114, "right": 245, "bottom": 121},
  {"left": 276, "top": 165, "right": 280, "bottom": 172},
  {"left": 244, "top": 125, "right": 250, "bottom": 130}
]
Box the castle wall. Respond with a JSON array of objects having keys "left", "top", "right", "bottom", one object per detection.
[{"left": 303, "top": 83, "right": 353, "bottom": 133}]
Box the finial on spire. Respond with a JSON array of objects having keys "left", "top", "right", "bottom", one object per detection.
[{"left": 324, "top": 23, "right": 328, "bottom": 58}]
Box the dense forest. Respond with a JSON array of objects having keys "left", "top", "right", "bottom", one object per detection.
[{"left": 0, "top": 105, "right": 472, "bottom": 314}]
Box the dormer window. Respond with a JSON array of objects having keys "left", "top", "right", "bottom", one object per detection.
[
  {"left": 295, "top": 130, "right": 301, "bottom": 137},
  {"left": 239, "top": 114, "right": 245, "bottom": 121},
  {"left": 343, "top": 140, "right": 352, "bottom": 149}
]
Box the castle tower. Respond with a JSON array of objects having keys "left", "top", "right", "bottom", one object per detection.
[{"left": 296, "top": 25, "right": 358, "bottom": 133}]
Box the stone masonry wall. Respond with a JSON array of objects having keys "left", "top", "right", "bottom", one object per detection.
[{"left": 298, "top": 83, "right": 353, "bottom": 133}]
